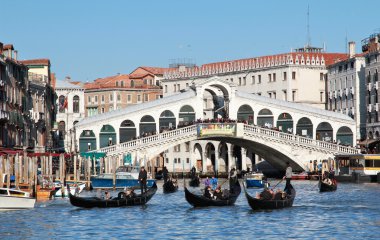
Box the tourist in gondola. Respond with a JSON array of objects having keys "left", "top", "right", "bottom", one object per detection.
[
  {"left": 138, "top": 166, "right": 148, "bottom": 194},
  {"left": 203, "top": 177, "right": 211, "bottom": 187},
  {"left": 104, "top": 191, "right": 111, "bottom": 200},
  {"left": 210, "top": 176, "right": 218, "bottom": 190},
  {"left": 283, "top": 162, "right": 292, "bottom": 190},
  {"left": 204, "top": 185, "right": 213, "bottom": 199},
  {"left": 213, "top": 185, "right": 223, "bottom": 200},
  {"left": 162, "top": 166, "right": 169, "bottom": 183}
]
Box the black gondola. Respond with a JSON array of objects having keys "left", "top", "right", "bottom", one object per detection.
[
  {"left": 318, "top": 179, "right": 337, "bottom": 192},
  {"left": 184, "top": 179, "right": 241, "bottom": 207},
  {"left": 243, "top": 183, "right": 296, "bottom": 210},
  {"left": 67, "top": 182, "right": 157, "bottom": 208},
  {"left": 189, "top": 176, "right": 200, "bottom": 187},
  {"left": 163, "top": 180, "right": 178, "bottom": 193}
]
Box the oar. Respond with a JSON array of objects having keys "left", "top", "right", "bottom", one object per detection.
[{"left": 271, "top": 178, "right": 284, "bottom": 190}]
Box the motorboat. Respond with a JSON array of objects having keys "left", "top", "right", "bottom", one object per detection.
[
  {"left": 54, "top": 182, "right": 86, "bottom": 198},
  {"left": 245, "top": 172, "right": 266, "bottom": 188},
  {"left": 0, "top": 187, "right": 36, "bottom": 210},
  {"left": 90, "top": 166, "right": 155, "bottom": 189}
]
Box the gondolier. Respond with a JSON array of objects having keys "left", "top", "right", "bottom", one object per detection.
[
  {"left": 283, "top": 162, "right": 292, "bottom": 190},
  {"left": 138, "top": 166, "right": 148, "bottom": 194}
]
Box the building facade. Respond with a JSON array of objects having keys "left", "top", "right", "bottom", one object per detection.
[
  {"left": 20, "top": 59, "right": 56, "bottom": 153},
  {"left": 0, "top": 43, "right": 31, "bottom": 151},
  {"left": 84, "top": 72, "right": 163, "bottom": 119},
  {"left": 55, "top": 79, "right": 85, "bottom": 153},
  {"left": 362, "top": 32, "right": 380, "bottom": 142},
  {"left": 327, "top": 42, "right": 366, "bottom": 141}
]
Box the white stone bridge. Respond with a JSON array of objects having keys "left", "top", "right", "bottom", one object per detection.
[{"left": 75, "top": 77, "right": 359, "bottom": 173}]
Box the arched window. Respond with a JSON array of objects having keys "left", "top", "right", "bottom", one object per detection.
[
  {"left": 73, "top": 95, "right": 79, "bottom": 113},
  {"left": 131, "top": 80, "right": 135, "bottom": 88},
  {"left": 58, "top": 121, "right": 65, "bottom": 140}
]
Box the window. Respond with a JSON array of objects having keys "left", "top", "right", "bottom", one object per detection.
[
  {"left": 251, "top": 76, "right": 255, "bottom": 84},
  {"left": 230, "top": 78, "right": 233, "bottom": 82},
  {"left": 101, "top": 95, "right": 105, "bottom": 103},
  {"left": 137, "top": 95, "right": 141, "bottom": 102},
  {"left": 273, "top": 73, "right": 276, "bottom": 82},
  {"left": 351, "top": 62, "right": 354, "bottom": 69},
  {"left": 116, "top": 82, "right": 119, "bottom": 87},
  {"left": 110, "top": 94, "right": 113, "bottom": 102},
  {"left": 273, "top": 91, "right": 276, "bottom": 99},
  {"left": 243, "top": 77, "right": 246, "bottom": 85},
  {"left": 320, "top": 73, "right": 324, "bottom": 81},
  {"left": 174, "top": 144, "right": 181, "bottom": 152},
  {"left": 144, "top": 94, "right": 148, "bottom": 101},
  {"left": 186, "top": 83, "right": 189, "bottom": 88},
  {"left": 165, "top": 85, "right": 168, "bottom": 93},
  {"left": 185, "top": 142, "right": 190, "bottom": 152},
  {"left": 110, "top": 105, "right": 113, "bottom": 111},
  {"left": 127, "top": 95, "right": 132, "bottom": 102},
  {"left": 59, "top": 95, "right": 66, "bottom": 113},
  {"left": 268, "top": 74, "right": 272, "bottom": 82},
  {"left": 258, "top": 75, "right": 261, "bottom": 84},
  {"left": 292, "top": 90, "right": 296, "bottom": 101},
  {"left": 174, "top": 158, "right": 177, "bottom": 164},
  {"left": 292, "top": 72, "right": 296, "bottom": 80},
  {"left": 166, "top": 158, "right": 169, "bottom": 164},
  {"left": 121, "top": 81, "right": 124, "bottom": 87},
  {"left": 186, "top": 158, "right": 190, "bottom": 164},
  {"left": 174, "top": 84, "right": 177, "bottom": 92},
  {"left": 101, "top": 107, "right": 105, "bottom": 113},
  {"left": 320, "top": 92, "right": 324, "bottom": 102},
  {"left": 268, "top": 92, "right": 272, "bottom": 98},
  {"left": 177, "top": 84, "right": 180, "bottom": 91},
  {"left": 95, "top": 96, "right": 98, "bottom": 103},
  {"left": 178, "top": 158, "right": 181, "bottom": 164},
  {"left": 130, "top": 80, "right": 135, "bottom": 87},
  {"left": 283, "top": 90, "right": 287, "bottom": 101},
  {"left": 283, "top": 72, "right": 287, "bottom": 81},
  {"left": 73, "top": 95, "right": 79, "bottom": 113},
  {"left": 88, "top": 96, "right": 91, "bottom": 102},
  {"left": 117, "top": 94, "right": 121, "bottom": 102},
  {"left": 239, "top": 77, "right": 242, "bottom": 85}
]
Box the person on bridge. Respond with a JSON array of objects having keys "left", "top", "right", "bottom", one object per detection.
[
  {"left": 138, "top": 166, "right": 148, "bottom": 194},
  {"left": 283, "top": 162, "right": 292, "bottom": 190},
  {"left": 162, "top": 166, "right": 169, "bottom": 183}
]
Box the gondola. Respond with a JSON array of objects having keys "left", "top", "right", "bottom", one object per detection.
[
  {"left": 243, "top": 182, "right": 296, "bottom": 210},
  {"left": 163, "top": 180, "right": 178, "bottom": 193},
  {"left": 184, "top": 179, "right": 241, "bottom": 207},
  {"left": 189, "top": 176, "right": 200, "bottom": 187},
  {"left": 67, "top": 182, "right": 157, "bottom": 208},
  {"left": 318, "top": 179, "right": 337, "bottom": 192}
]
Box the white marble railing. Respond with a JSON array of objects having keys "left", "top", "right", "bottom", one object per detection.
[
  {"left": 96, "top": 125, "right": 198, "bottom": 155},
  {"left": 243, "top": 124, "right": 359, "bottom": 154},
  {"left": 95, "top": 123, "right": 359, "bottom": 156}
]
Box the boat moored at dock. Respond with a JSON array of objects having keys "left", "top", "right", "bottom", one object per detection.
[{"left": 0, "top": 188, "right": 36, "bottom": 210}]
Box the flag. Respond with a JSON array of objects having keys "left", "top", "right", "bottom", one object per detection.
[{"left": 63, "top": 97, "right": 68, "bottom": 109}]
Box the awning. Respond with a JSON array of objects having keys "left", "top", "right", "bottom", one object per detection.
[
  {"left": 0, "top": 149, "right": 24, "bottom": 155},
  {"left": 80, "top": 152, "right": 106, "bottom": 160},
  {"left": 357, "top": 139, "right": 379, "bottom": 145}
]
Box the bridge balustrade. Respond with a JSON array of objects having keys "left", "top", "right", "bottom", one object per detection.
[{"left": 93, "top": 123, "right": 358, "bottom": 156}]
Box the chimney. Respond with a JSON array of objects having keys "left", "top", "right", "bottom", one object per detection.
[
  {"left": 348, "top": 41, "right": 355, "bottom": 58},
  {"left": 14, "top": 50, "right": 18, "bottom": 60}
]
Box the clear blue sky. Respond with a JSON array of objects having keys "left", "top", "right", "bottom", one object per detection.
[{"left": 2, "top": 0, "right": 379, "bottom": 82}]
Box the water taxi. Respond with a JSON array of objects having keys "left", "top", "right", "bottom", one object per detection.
[
  {"left": 245, "top": 172, "right": 266, "bottom": 188},
  {"left": 335, "top": 154, "right": 380, "bottom": 182}
]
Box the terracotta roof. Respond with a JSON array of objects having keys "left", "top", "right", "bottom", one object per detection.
[
  {"left": 129, "top": 66, "right": 172, "bottom": 78},
  {"left": 20, "top": 58, "right": 50, "bottom": 66},
  {"left": 3, "top": 44, "right": 14, "bottom": 50},
  {"left": 199, "top": 52, "right": 348, "bottom": 70}
]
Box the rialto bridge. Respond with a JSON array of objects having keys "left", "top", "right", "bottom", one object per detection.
[{"left": 75, "top": 77, "right": 358, "bottom": 174}]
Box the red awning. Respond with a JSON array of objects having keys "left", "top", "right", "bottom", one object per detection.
[
  {"left": 0, "top": 149, "right": 24, "bottom": 155},
  {"left": 27, "top": 152, "right": 49, "bottom": 157}
]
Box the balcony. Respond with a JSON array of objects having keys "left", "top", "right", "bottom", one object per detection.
[{"left": 0, "top": 109, "right": 9, "bottom": 122}]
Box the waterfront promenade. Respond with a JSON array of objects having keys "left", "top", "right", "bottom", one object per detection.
[{"left": 0, "top": 180, "right": 379, "bottom": 239}]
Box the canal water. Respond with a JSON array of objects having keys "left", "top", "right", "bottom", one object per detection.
[{"left": 0, "top": 180, "right": 379, "bottom": 239}]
